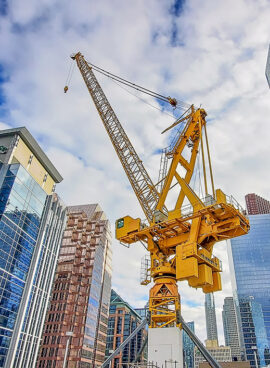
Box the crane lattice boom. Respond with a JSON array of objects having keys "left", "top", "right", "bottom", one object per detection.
[{"left": 73, "top": 52, "right": 165, "bottom": 224}]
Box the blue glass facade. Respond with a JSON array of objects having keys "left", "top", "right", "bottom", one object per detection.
[
  {"left": 0, "top": 162, "right": 65, "bottom": 367},
  {"left": 238, "top": 297, "right": 269, "bottom": 367},
  {"left": 228, "top": 214, "right": 270, "bottom": 367},
  {"left": 183, "top": 321, "right": 195, "bottom": 368},
  {"left": 0, "top": 163, "right": 46, "bottom": 365}
]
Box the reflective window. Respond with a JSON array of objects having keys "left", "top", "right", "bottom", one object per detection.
[
  {"left": 230, "top": 214, "right": 270, "bottom": 367},
  {"left": 0, "top": 163, "right": 48, "bottom": 366}
]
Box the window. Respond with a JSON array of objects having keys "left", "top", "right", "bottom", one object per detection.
[
  {"left": 117, "top": 219, "right": 124, "bottom": 229},
  {"left": 28, "top": 155, "right": 33, "bottom": 165}
]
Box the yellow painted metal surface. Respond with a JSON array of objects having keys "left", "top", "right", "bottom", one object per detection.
[
  {"left": 149, "top": 277, "right": 181, "bottom": 328},
  {"left": 216, "top": 188, "right": 227, "bottom": 203},
  {"left": 176, "top": 256, "right": 198, "bottom": 280},
  {"left": 10, "top": 138, "right": 55, "bottom": 194},
  {"left": 203, "top": 272, "right": 222, "bottom": 293},
  {"left": 115, "top": 216, "right": 141, "bottom": 241},
  {"left": 188, "top": 264, "right": 213, "bottom": 287}
]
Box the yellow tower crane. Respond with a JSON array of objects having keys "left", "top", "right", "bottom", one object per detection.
[{"left": 70, "top": 52, "right": 249, "bottom": 330}]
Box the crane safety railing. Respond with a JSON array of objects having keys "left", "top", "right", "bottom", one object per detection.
[
  {"left": 225, "top": 194, "right": 245, "bottom": 215},
  {"left": 139, "top": 193, "right": 244, "bottom": 232}
]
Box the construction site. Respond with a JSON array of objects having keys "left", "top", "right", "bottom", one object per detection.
[{"left": 1, "top": 4, "right": 270, "bottom": 368}]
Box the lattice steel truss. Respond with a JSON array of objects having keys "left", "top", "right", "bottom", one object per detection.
[{"left": 74, "top": 53, "right": 166, "bottom": 224}]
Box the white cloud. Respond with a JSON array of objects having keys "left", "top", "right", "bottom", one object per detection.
[{"left": 0, "top": 0, "right": 270, "bottom": 345}]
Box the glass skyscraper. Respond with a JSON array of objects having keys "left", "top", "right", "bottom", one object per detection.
[
  {"left": 228, "top": 213, "right": 270, "bottom": 367},
  {"left": 106, "top": 289, "right": 147, "bottom": 368},
  {"left": 183, "top": 321, "right": 195, "bottom": 368},
  {"left": 238, "top": 297, "right": 270, "bottom": 367},
  {"left": 0, "top": 127, "right": 65, "bottom": 368},
  {"left": 222, "top": 297, "right": 242, "bottom": 361},
  {"left": 205, "top": 293, "right": 218, "bottom": 343}
]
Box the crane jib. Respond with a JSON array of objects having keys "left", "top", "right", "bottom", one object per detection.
[{"left": 74, "top": 53, "right": 166, "bottom": 224}]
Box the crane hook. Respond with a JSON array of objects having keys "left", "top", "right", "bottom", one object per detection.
[{"left": 64, "top": 86, "right": 68, "bottom": 93}]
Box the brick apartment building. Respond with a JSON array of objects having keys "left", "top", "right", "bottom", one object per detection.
[{"left": 245, "top": 193, "right": 270, "bottom": 215}]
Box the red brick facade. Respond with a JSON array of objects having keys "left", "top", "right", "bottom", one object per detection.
[{"left": 245, "top": 193, "right": 270, "bottom": 215}]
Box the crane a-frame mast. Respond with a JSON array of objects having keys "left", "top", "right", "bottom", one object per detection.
[{"left": 72, "top": 52, "right": 165, "bottom": 224}]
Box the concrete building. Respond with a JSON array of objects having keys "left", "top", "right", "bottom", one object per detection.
[
  {"left": 266, "top": 44, "right": 270, "bottom": 89},
  {"left": 228, "top": 194, "right": 270, "bottom": 367},
  {"left": 0, "top": 127, "right": 65, "bottom": 368},
  {"left": 105, "top": 289, "right": 147, "bottom": 368},
  {"left": 222, "top": 297, "right": 242, "bottom": 361},
  {"left": 194, "top": 340, "right": 232, "bottom": 368},
  {"left": 245, "top": 193, "right": 270, "bottom": 215},
  {"left": 183, "top": 321, "right": 195, "bottom": 368},
  {"left": 205, "top": 293, "right": 218, "bottom": 343},
  {"left": 38, "top": 204, "right": 112, "bottom": 368}
]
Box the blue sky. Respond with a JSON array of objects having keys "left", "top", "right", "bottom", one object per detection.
[{"left": 0, "top": 0, "right": 270, "bottom": 343}]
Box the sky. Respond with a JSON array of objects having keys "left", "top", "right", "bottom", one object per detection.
[{"left": 0, "top": 0, "right": 270, "bottom": 344}]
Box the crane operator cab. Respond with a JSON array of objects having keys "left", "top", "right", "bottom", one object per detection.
[{"left": 115, "top": 216, "right": 141, "bottom": 242}]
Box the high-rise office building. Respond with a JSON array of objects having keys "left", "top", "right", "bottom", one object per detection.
[
  {"left": 105, "top": 289, "right": 147, "bottom": 368},
  {"left": 194, "top": 340, "right": 232, "bottom": 368},
  {"left": 183, "top": 321, "right": 195, "bottom": 368},
  {"left": 237, "top": 297, "right": 270, "bottom": 368},
  {"left": 228, "top": 194, "right": 270, "bottom": 367},
  {"left": 222, "top": 297, "right": 242, "bottom": 361},
  {"left": 266, "top": 44, "right": 270, "bottom": 89},
  {"left": 245, "top": 193, "right": 270, "bottom": 215},
  {"left": 0, "top": 127, "right": 65, "bottom": 368},
  {"left": 205, "top": 293, "right": 218, "bottom": 343},
  {"left": 38, "top": 204, "right": 112, "bottom": 368}
]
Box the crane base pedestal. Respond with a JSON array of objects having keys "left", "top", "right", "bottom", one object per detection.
[{"left": 148, "top": 327, "right": 183, "bottom": 368}]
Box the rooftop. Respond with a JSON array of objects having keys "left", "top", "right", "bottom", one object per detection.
[{"left": 0, "top": 127, "right": 63, "bottom": 183}]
